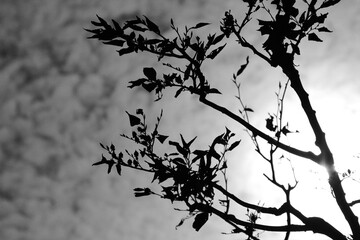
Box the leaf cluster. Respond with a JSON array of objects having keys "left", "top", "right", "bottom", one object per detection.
[
  {"left": 219, "top": 0, "right": 335, "bottom": 67},
  {"left": 94, "top": 110, "right": 241, "bottom": 232},
  {"left": 85, "top": 15, "right": 229, "bottom": 100}
]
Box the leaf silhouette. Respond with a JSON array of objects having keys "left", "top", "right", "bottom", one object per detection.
[
  {"left": 134, "top": 187, "right": 152, "bottom": 197},
  {"left": 142, "top": 82, "right": 157, "bottom": 92},
  {"left": 212, "top": 33, "right": 225, "bottom": 45},
  {"left": 117, "top": 47, "right": 134, "bottom": 56},
  {"left": 103, "top": 39, "right": 125, "bottom": 47},
  {"left": 244, "top": 107, "right": 254, "bottom": 112},
  {"left": 92, "top": 154, "right": 108, "bottom": 166},
  {"left": 228, "top": 140, "right": 241, "bottom": 151},
  {"left": 143, "top": 67, "right": 157, "bottom": 80},
  {"left": 116, "top": 162, "right": 122, "bottom": 175},
  {"left": 96, "top": 14, "right": 108, "bottom": 26},
  {"left": 192, "top": 212, "right": 209, "bottom": 231},
  {"left": 126, "top": 111, "right": 141, "bottom": 126},
  {"left": 207, "top": 44, "right": 226, "bottom": 59},
  {"left": 281, "top": 126, "right": 291, "bottom": 136},
  {"left": 236, "top": 56, "right": 249, "bottom": 77},
  {"left": 320, "top": 0, "right": 341, "bottom": 9},
  {"left": 144, "top": 16, "right": 160, "bottom": 34},
  {"left": 308, "top": 33, "right": 322, "bottom": 42},
  {"left": 174, "top": 87, "right": 184, "bottom": 98},
  {"left": 207, "top": 88, "right": 222, "bottom": 94},
  {"left": 266, "top": 115, "right": 276, "bottom": 131},
  {"left": 111, "top": 19, "right": 122, "bottom": 32},
  {"left": 106, "top": 160, "right": 116, "bottom": 174},
  {"left": 318, "top": 26, "right": 332, "bottom": 32},
  {"left": 156, "top": 134, "right": 168, "bottom": 144},
  {"left": 193, "top": 22, "right": 210, "bottom": 29}
]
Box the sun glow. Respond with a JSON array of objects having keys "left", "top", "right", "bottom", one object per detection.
[{"left": 271, "top": 77, "right": 360, "bottom": 235}]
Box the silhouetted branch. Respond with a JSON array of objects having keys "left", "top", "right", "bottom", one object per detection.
[
  {"left": 199, "top": 95, "right": 320, "bottom": 162},
  {"left": 194, "top": 203, "right": 309, "bottom": 233},
  {"left": 349, "top": 199, "right": 360, "bottom": 207}
]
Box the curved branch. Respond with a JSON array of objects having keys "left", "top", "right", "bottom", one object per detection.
[
  {"left": 195, "top": 203, "right": 309, "bottom": 233},
  {"left": 213, "top": 183, "right": 288, "bottom": 216},
  {"left": 199, "top": 95, "right": 320, "bottom": 163},
  {"left": 213, "top": 183, "right": 347, "bottom": 240}
]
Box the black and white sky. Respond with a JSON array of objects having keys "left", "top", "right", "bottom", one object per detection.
[{"left": 0, "top": 1, "right": 360, "bottom": 240}]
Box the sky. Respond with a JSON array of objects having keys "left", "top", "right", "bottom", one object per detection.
[{"left": 0, "top": 0, "right": 359, "bottom": 240}]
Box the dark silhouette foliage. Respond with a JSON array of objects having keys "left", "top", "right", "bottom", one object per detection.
[{"left": 86, "top": 0, "right": 359, "bottom": 239}]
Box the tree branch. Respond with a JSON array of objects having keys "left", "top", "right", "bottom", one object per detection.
[
  {"left": 280, "top": 62, "right": 360, "bottom": 239},
  {"left": 194, "top": 203, "right": 309, "bottom": 233},
  {"left": 199, "top": 95, "right": 320, "bottom": 163},
  {"left": 213, "top": 183, "right": 287, "bottom": 216}
]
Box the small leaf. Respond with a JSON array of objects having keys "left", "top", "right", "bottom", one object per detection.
[
  {"left": 136, "top": 108, "right": 144, "bottom": 115},
  {"left": 92, "top": 154, "right": 108, "bottom": 166},
  {"left": 142, "top": 82, "right": 157, "bottom": 92},
  {"left": 117, "top": 47, "right": 133, "bottom": 56},
  {"left": 143, "top": 67, "right": 157, "bottom": 80},
  {"left": 110, "top": 143, "right": 115, "bottom": 152},
  {"left": 99, "top": 142, "right": 106, "bottom": 150},
  {"left": 144, "top": 16, "right": 160, "bottom": 34},
  {"left": 174, "top": 87, "right": 184, "bottom": 98},
  {"left": 116, "top": 162, "right": 122, "bottom": 175},
  {"left": 96, "top": 15, "right": 108, "bottom": 26},
  {"left": 316, "top": 13, "right": 328, "bottom": 24},
  {"left": 193, "top": 22, "right": 210, "bottom": 29},
  {"left": 308, "top": 33, "right": 323, "bottom": 42},
  {"left": 169, "top": 140, "right": 187, "bottom": 157},
  {"left": 126, "top": 111, "right": 141, "bottom": 126},
  {"left": 106, "top": 160, "right": 116, "bottom": 174},
  {"left": 266, "top": 116, "right": 276, "bottom": 132},
  {"left": 228, "top": 140, "right": 241, "bottom": 151},
  {"left": 90, "top": 20, "right": 103, "bottom": 27},
  {"left": 236, "top": 56, "right": 249, "bottom": 77},
  {"left": 112, "top": 19, "right": 122, "bottom": 32},
  {"left": 299, "top": 11, "right": 306, "bottom": 23},
  {"left": 128, "top": 24, "right": 147, "bottom": 32},
  {"left": 318, "top": 26, "right": 332, "bottom": 32},
  {"left": 207, "top": 88, "right": 222, "bottom": 94},
  {"left": 128, "top": 78, "right": 146, "bottom": 88},
  {"left": 192, "top": 212, "right": 209, "bottom": 231},
  {"left": 103, "top": 39, "right": 125, "bottom": 46},
  {"left": 212, "top": 33, "right": 225, "bottom": 45},
  {"left": 207, "top": 44, "right": 226, "bottom": 59},
  {"left": 281, "top": 126, "right": 291, "bottom": 136},
  {"left": 181, "top": 135, "right": 197, "bottom": 149},
  {"left": 244, "top": 107, "right": 254, "bottom": 112},
  {"left": 143, "top": 39, "right": 163, "bottom": 45},
  {"left": 320, "top": 0, "right": 341, "bottom": 9},
  {"left": 134, "top": 187, "right": 152, "bottom": 197},
  {"left": 156, "top": 134, "right": 168, "bottom": 144}
]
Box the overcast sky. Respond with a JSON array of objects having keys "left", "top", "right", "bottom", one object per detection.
[{"left": 0, "top": 1, "right": 360, "bottom": 240}]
